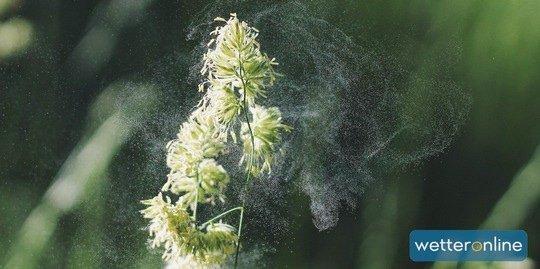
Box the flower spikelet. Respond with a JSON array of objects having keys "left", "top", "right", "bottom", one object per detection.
[
  {"left": 205, "top": 85, "right": 242, "bottom": 126},
  {"left": 241, "top": 105, "right": 291, "bottom": 176},
  {"left": 202, "top": 13, "right": 277, "bottom": 102},
  {"left": 140, "top": 193, "right": 191, "bottom": 261},
  {"left": 163, "top": 112, "right": 226, "bottom": 194}
]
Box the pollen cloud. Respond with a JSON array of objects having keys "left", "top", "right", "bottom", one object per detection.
[{"left": 135, "top": 0, "right": 470, "bottom": 264}]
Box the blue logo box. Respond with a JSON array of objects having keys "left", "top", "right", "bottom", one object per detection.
[{"left": 409, "top": 230, "right": 527, "bottom": 261}]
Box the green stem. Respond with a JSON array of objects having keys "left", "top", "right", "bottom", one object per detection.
[
  {"left": 234, "top": 58, "right": 256, "bottom": 268},
  {"left": 199, "top": 206, "right": 244, "bottom": 229},
  {"left": 235, "top": 203, "right": 245, "bottom": 266},
  {"left": 193, "top": 162, "right": 201, "bottom": 223}
]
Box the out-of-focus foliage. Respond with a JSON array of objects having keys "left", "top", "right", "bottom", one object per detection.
[{"left": 0, "top": 0, "right": 539, "bottom": 268}]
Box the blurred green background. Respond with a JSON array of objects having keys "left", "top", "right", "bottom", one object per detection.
[{"left": 1, "top": 0, "right": 539, "bottom": 268}]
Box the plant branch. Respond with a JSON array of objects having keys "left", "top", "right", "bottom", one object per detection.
[{"left": 199, "top": 207, "right": 244, "bottom": 229}]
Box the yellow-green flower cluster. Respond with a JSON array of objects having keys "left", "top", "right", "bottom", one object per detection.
[
  {"left": 141, "top": 13, "right": 289, "bottom": 267},
  {"left": 141, "top": 193, "right": 237, "bottom": 264},
  {"left": 201, "top": 13, "right": 290, "bottom": 176},
  {"left": 140, "top": 193, "right": 191, "bottom": 261},
  {"left": 143, "top": 109, "right": 235, "bottom": 266},
  {"left": 201, "top": 13, "right": 278, "bottom": 102},
  {"left": 163, "top": 112, "right": 229, "bottom": 207},
  {"left": 241, "top": 105, "right": 291, "bottom": 175}
]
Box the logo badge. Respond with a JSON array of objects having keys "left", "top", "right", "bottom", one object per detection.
[{"left": 409, "top": 230, "right": 527, "bottom": 261}]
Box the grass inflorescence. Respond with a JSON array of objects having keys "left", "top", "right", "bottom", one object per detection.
[{"left": 140, "top": 13, "right": 290, "bottom": 267}]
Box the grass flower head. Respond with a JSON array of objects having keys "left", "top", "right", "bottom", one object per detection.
[{"left": 141, "top": 13, "right": 289, "bottom": 266}]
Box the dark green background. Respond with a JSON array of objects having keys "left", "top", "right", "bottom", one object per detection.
[{"left": 1, "top": 0, "right": 539, "bottom": 268}]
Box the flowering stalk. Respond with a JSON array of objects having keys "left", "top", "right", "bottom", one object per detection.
[{"left": 141, "top": 13, "right": 289, "bottom": 267}]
